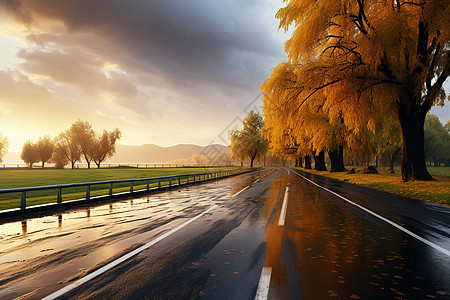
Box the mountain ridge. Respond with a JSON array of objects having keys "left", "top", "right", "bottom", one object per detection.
[{"left": 1, "top": 143, "right": 230, "bottom": 164}]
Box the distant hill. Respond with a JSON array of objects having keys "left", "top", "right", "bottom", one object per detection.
[
  {"left": 1, "top": 143, "right": 230, "bottom": 165},
  {"left": 105, "top": 143, "right": 230, "bottom": 164}
]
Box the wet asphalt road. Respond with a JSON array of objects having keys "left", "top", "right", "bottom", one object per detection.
[{"left": 0, "top": 168, "right": 449, "bottom": 299}]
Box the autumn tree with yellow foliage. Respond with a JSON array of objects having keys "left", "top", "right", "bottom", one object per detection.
[
  {"left": 230, "top": 110, "right": 269, "bottom": 167},
  {"left": 263, "top": 62, "right": 353, "bottom": 172},
  {"left": 265, "top": 0, "right": 449, "bottom": 181}
]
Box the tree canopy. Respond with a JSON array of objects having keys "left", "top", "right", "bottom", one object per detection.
[
  {"left": 54, "top": 129, "right": 82, "bottom": 169},
  {"left": 263, "top": 0, "right": 449, "bottom": 181},
  {"left": 91, "top": 128, "right": 122, "bottom": 168},
  {"left": 36, "top": 135, "right": 54, "bottom": 168},
  {"left": 72, "top": 119, "right": 96, "bottom": 169},
  {"left": 230, "top": 110, "right": 269, "bottom": 167},
  {"left": 21, "top": 140, "right": 39, "bottom": 168}
]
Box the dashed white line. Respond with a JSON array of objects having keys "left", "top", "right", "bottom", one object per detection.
[
  {"left": 42, "top": 205, "right": 218, "bottom": 300},
  {"left": 253, "top": 179, "right": 261, "bottom": 183},
  {"left": 291, "top": 169, "right": 450, "bottom": 257},
  {"left": 278, "top": 187, "right": 289, "bottom": 226},
  {"left": 255, "top": 267, "right": 272, "bottom": 300},
  {"left": 232, "top": 186, "right": 250, "bottom": 197}
]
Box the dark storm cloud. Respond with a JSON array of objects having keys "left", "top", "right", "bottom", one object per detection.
[{"left": 2, "top": 0, "right": 284, "bottom": 96}]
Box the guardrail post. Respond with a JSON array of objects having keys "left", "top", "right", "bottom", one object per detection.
[
  {"left": 178, "top": 177, "right": 181, "bottom": 185},
  {"left": 169, "top": 179, "right": 172, "bottom": 187},
  {"left": 109, "top": 182, "right": 113, "bottom": 196},
  {"left": 130, "top": 181, "right": 134, "bottom": 193},
  {"left": 187, "top": 176, "right": 189, "bottom": 184},
  {"left": 193, "top": 175, "right": 196, "bottom": 183},
  {"left": 57, "top": 187, "right": 62, "bottom": 204},
  {"left": 158, "top": 179, "right": 161, "bottom": 188},
  {"left": 21, "top": 191, "right": 26, "bottom": 210},
  {"left": 147, "top": 180, "right": 150, "bottom": 190},
  {"left": 86, "top": 185, "right": 90, "bottom": 200}
]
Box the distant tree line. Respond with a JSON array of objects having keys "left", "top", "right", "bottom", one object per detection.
[
  {"left": 424, "top": 115, "right": 450, "bottom": 167},
  {"left": 20, "top": 120, "right": 122, "bottom": 169}
]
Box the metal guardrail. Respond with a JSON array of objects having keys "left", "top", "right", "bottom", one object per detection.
[
  {"left": 0, "top": 163, "right": 234, "bottom": 169},
  {"left": 0, "top": 169, "right": 243, "bottom": 211}
]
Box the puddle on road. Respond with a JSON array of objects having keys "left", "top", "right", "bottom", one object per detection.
[
  {"left": 0, "top": 172, "right": 263, "bottom": 300},
  {"left": 267, "top": 174, "right": 450, "bottom": 300}
]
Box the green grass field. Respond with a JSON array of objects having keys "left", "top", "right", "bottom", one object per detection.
[
  {"left": 0, "top": 167, "right": 242, "bottom": 211},
  {"left": 297, "top": 166, "right": 450, "bottom": 205}
]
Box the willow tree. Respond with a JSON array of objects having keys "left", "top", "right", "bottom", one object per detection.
[
  {"left": 72, "top": 119, "right": 95, "bottom": 169},
  {"left": 55, "top": 129, "right": 81, "bottom": 169},
  {"left": 230, "top": 110, "right": 269, "bottom": 167},
  {"left": 21, "top": 140, "right": 38, "bottom": 168},
  {"left": 262, "top": 62, "right": 352, "bottom": 172},
  {"left": 275, "top": 0, "right": 449, "bottom": 181},
  {"left": 91, "top": 128, "right": 122, "bottom": 168},
  {"left": 262, "top": 62, "right": 314, "bottom": 169},
  {"left": 36, "top": 135, "right": 54, "bottom": 168}
]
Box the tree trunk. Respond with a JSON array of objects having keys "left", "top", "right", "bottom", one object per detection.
[
  {"left": 298, "top": 156, "right": 303, "bottom": 168},
  {"left": 240, "top": 161, "right": 243, "bottom": 167},
  {"left": 42, "top": 161, "right": 45, "bottom": 168},
  {"left": 304, "top": 155, "right": 311, "bottom": 169},
  {"left": 71, "top": 161, "right": 75, "bottom": 169},
  {"left": 314, "top": 151, "right": 327, "bottom": 171},
  {"left": 96, "top": 162, "right": 101, "bottom": 168},
  {"left": 84, "top": 154, "right": 91, "bottom": 169},
  {"left": 29, "top": 162, "right": 33, "bottom": 168},
  {"left": 250, "top": 153, "right": 256, "bottom": 167},
  {"left": 328, "top": 146, "right": 347, "bottom": 172},
  {"left": 396, "top": 101, "right": 434, "bottom": 181},
  {"left": 388, "top": 147, "right": 401, "bottom": 173},
  {"left": 295, "top": 158, "right": 299, "bottom": 167}
]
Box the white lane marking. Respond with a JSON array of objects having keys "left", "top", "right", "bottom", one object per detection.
[
  {"left": 291, "top": 169, "right": 450, "bottom": 257},
  {"left": 255, "top": 267, "right": 272, "bottom": 300},
  {"left": 287, "top": 169, "right": 290, "bottom": 175},
  {"left": 42, "top": 205, "right": 218, "bottom": 300},
  {"left": 232, "top": 186, "right": 250, "bottom": 197},
  {"left": 253, "top": 179, "right": 261, "bottom": 183},
  {"left": 278, "top": 187, "right": 289, "bottom": 226}
]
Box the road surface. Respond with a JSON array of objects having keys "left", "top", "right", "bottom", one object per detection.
[{"left": 0, "top": 168, "right": 449, "bottom": 299}]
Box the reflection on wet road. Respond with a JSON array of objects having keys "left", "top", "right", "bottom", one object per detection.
[{"left": 0, "top": 168, "right": 449, "bottom": 299}]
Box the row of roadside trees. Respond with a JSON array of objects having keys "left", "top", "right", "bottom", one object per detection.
[
  {"left": 20, "top": 120, "right": 121, "bottom": 169},
  {"left": 229, "top": 110, "right": 449, "bottom": 171},
  {"left": 260, "top": 0, "right": 449, "bottom": 181}
]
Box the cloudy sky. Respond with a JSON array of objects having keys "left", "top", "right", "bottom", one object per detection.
[
  {"left": 0, "top": 0, "right": 448, "bottom": 152},
  {"left": 0, "top": 0, "right": 289, "bottom": 151}
]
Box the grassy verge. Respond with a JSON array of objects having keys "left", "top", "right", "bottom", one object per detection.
[
  {"left": 296, "top": 166, "right": 449, "bottom": 205},
  {"left": 0, "top": 167, "right": 244, "bottom": 211}
]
